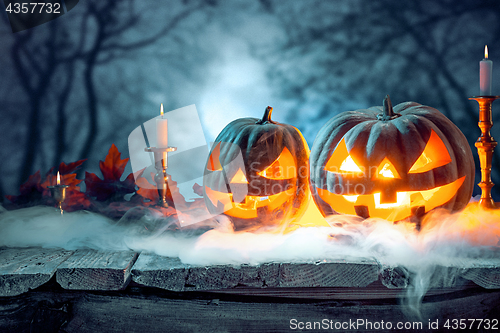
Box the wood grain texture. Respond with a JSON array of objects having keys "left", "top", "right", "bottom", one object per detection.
[
  {"left": 131, "top": 253, "right": 189, "bottom": 291},
  {"left": 278, "top": 259, "right": 379, "bottom": 288},
  {"left": 378, "top": 257, "right": 500, "bottom": 290},
  {"left": 56, "top": 250, "right": 139, "bottom": 290},
  {"left": 454, "top": 257, "right": 500, "bottom": 289},
  {"left": 1, "top": 287, "right": 499, "bottom": 333},
  {"left": 0, "top": 247, "right": 73, "bottom": 296},
  {"left": 132, "top": 253, "right": 378, "bottom": 291},
  {"left": 131, "top": 252, "right": 281, "bottom": 291},
  {"left": 205, "top": 281, "right": 479, "bottom": 300},
  {"left": 186, "top": 262, "right": 281, "bottom": 290},
  {"left": 380, "top": 265, "right": 410, "bottom": 289}
]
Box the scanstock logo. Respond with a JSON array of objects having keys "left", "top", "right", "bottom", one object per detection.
[
  {"left": 4, "top": 0, "right": 79, "bottom": 33},
  {"left": 127, "top": 104, "right": 246, "bottom": 227}
]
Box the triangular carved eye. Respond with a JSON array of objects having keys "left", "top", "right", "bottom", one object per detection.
[
  {"left": 409, "top": 129, "right": 452, "bottom": 174},
  {"left": 230, "top": 168, "right": 248, "bottom": 184},
  {"left": 375, "top": 157, "right": 400, "bottom": 179},
  {"left": 207, "top": 143, "right": 223, "bottom": 171},
  {"left": 257, "top": 147, "right": 296, "bottom": 180},
  {"left": 325, "top": 138, "right": 363, "bottom": 173}
]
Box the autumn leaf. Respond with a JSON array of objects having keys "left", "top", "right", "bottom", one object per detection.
[
  {"left": 62, "top": 189, "right": 92, "bottom": 212},
  {"left": 135, "top": 170, "right": 187, "bottom": 210},
  {"left": 41, "top": 160, "right": 87, "bottom": 190},
  {"left": 84, "top": 144, "right": 136, "bottom": 201},
  {"left": 45, "top": 159, "right": 86, "bottom": 177},
  {"left": 5, "top": 171, "right": 44, "bottom": 205},
  {"left": 6, "top": 144, "right": 214, "bottom": 224},
  {"left": 135, "top": 171, "right": 158, "bottom": 205}
]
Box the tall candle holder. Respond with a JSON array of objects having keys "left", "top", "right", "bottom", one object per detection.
[
  {"left": 47, "top": 184, "right": 69, "bottom": 214},
  {"left": 144, "top": 146, "right": 177, "bottom": 207},
  {"left": 469, "top": 96, "right": 500, "bottom": 209}
]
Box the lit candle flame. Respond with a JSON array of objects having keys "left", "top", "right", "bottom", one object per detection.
[
  {"left": 160, "top": 103, "right": 164, "bottom": 117},
  {"left": 57, "top": 171, "right": 61, "bottom": 185},
  {"left": 485, "top": 45, "right": 489, "bottom": 59}
]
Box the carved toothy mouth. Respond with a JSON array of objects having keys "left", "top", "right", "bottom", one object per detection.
[
  {"left": 205, "top": 186, "right": 295, "bottom": 219},
  {"left": 316, "top": 176, "right": 465, "bottom": 221}
]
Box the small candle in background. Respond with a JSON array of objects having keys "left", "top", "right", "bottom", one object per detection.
[
  {"left": 57, "top": 171, "right": 61, "bottom": 185},
  {"left": 156, "top": 103, "right": 169, "bottom": 147},
  {"left": 480, "top": 45, "right": 493, "bottom": 96}
]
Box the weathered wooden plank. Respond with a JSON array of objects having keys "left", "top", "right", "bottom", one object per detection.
[
  {"left": 206, "top": 281, "right": 479, "bottom": 300},
  {"left": 132, "top": 253, "right": 378, "bottom": 291},
  {"left": 56, "top": 250, "right": 139, "bottom": 290},
  {"left": 380, "top": 258, "right": 500, "bottom": 290},
  {"left": 380, "top": 265, "right": 410, "bottom": 289},
  {"left": 186, "top": 262, "right": 281, "bottom": 290},
  {"left": 0, "top": 247, "right": 73, "bottom": 297},
  {"left": 278, "top": 259, "right": 379, "bottom": 288},
  {"left": 455, "top": 257, "right": 500, "bottom": 289},
  {"left": 131, "top": 253, "right": 189, "bottom": 291},
  {"left": 131, "top": 252, "right": 281, "bottom": 291},
  {"left": 132, "top": 254, "right": 500, "bottom": 292}
]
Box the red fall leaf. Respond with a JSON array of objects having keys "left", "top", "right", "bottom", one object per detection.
[
  {"left": 5, "top": 171, "right": 44, "bottom": 205},
  {"left": 6, "top": 144, "right": 211, "bottom": 224},
  {"left": 84, "top": 144, "right": 136, "bottom": 201}
]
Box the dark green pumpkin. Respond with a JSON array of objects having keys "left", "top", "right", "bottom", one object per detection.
[
  {"left": 203, "top": 107, "right": 310, "bottom": 231},
  {"left": 309, "top": 96, "right": 475, "bottom": 222}
]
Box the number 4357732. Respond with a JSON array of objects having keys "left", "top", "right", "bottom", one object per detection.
[
  {"left": 443, "top": 318, "right": 498, "bottom": 330},
  {"left": 5, "top": 2, "right": 61, "bottom": 14}
]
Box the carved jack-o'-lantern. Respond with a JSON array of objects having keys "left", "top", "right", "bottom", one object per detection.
[
  {"left": 309, "top": 96, "right": 475, "bottom": 221},
  {"left": 203, "top": 107, "right": 310, "bottom": 231}
]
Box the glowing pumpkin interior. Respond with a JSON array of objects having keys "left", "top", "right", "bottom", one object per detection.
[
  {"left": 205, "top": 143, "right": 297, "bottom": 219},
  {"left": 317, "top": 129, "right": 465, "bottom": 221}
]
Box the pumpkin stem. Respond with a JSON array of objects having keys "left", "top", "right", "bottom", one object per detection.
[
  {"left": 377, "top": 95, "right": 401, "bottom": 121},
  {"left": 256, "top": 106, "right": 276, "bottom": 125},
  {"left": 384, "top": 95, "right": 394, "bottom": 117}
]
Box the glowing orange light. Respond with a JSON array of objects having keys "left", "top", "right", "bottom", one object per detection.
[
  {"left": 325, "top": 138, "right": 363, "bottom": 174},
  {"left": 204, "top": 185, "right": 294, "bottom": 219},
  {"left": 317, "top": 176, "right": 466, "bottom": 221},
  {"left": 257, "top": 147, "right": 296, "bottom": 179},
  {"left": 485, "top": 45, "right": 489, "bottom": 59},
  {"left": 207, "top": 143, "right": 223, "bottom": 171},
  {"left": 343, "top": 195, "right": 358, "bottom": 203},
  {"left": 375, "top": 157, "right": 400, "bottom": 179},
  {"left": 57, "top": 171, "right": 61, "bottom": 185},
  {"left": 160, "top": 103, "right": 164, "bottom": 117},
  {"left": 340, "top": 156, "right": 363, "bottom": 173},
  {"left": 409, "top": 129, "right": 452, "bottom": 173},
  {"left": 230, "top": 168, "right": 248, "bottom": 184}
]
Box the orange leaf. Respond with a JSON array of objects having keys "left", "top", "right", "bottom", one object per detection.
[
  {"left": 100, "top": 144, "right": 129, "bottom": 181},
  {"left": 84, "top": 144, "right": 136, "bottom": 201},
  {"left": 5, "top": 171, "right": 43, "bottom": 205}
]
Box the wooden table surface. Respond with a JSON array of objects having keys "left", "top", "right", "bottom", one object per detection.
[
  {"left": 1, "top": 246, "right": 499, "bottom": 297},
  {"left": 1, "top": 247, "right": 500, "bottom": 332}
]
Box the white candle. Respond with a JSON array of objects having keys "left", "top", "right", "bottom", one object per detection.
[
  {"left": 156, "top": 103, "right": 168, "bottom": 147},
  {"left": 480, "top": 45, "right": 493, "bottom": 96}
]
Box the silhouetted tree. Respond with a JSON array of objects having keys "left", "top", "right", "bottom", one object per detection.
[
  {"left": 75, "top": 0, "right": 209, "bottom": 166},
  {"left": 5, "top": 0, "right": 211, "bottom": 186}
]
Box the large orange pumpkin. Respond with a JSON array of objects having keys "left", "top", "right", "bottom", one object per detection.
[
  {"left": 203, "top": 107, "right": 310, "bottom": 231},
  {"left": 309, "top": 96, "right": 474, "bottom": 221}
]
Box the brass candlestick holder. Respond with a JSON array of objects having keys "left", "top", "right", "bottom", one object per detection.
[
  {"left": 47, "top": 184, "right": 69, "bottom": 214},
  {"left": 469, "top": 95, "right": 500, "bottom": 209},
  {"left": 144, "top": 146, "right": 177, "bottom": 207}
]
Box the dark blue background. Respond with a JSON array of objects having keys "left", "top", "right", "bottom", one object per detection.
[{"left": 0, "top": 0, "right": 499, "bottom": 202}]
